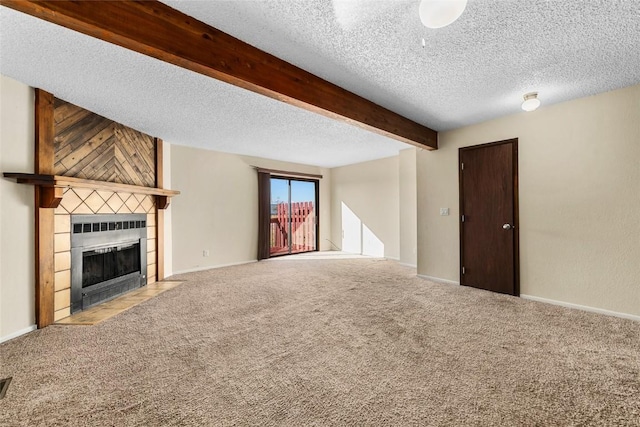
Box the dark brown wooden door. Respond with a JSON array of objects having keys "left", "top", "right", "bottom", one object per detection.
[{"left": 459, "top": 139, "right": 519, "bottom": 295}]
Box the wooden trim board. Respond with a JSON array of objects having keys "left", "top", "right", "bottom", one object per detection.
[
  {"left": 254, "top": 167, "right": 323, "bottom": 180},
  {"left": 155, "top": 138, "right": 165, "bottom": 281},
  {"left": 34, "top": 89, "right": 56, "bottom": 328},
  {"left": 3, "top": 173, "right": 179, "bottom": 200}
]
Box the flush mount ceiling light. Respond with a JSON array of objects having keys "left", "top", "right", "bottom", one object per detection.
[
  {"left": 521, "top": 92, "right": 541, "bottom": 112},
  {"left": 419, "top": 0, "right": 468, "bottom": 29}
]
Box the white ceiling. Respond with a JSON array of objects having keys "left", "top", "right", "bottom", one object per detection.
[{"left": 1, "top": 1, "right": 639, "bottom": 168}]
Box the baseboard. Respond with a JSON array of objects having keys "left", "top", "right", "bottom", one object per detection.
[
  {"left": 398, "top": 262, "right": 417, "bottom": 268},
  {"left": 172, "top": 260, "right": 257, "bottom": 275},
  {"left": 0, "top": 324, "right": 37, "bottom": 344},
  {"left": 417, "top": 274, "right": 460, "bottom": 286},
  {"left": 520, "top": 294, "right": 640, "bottom": 322}
]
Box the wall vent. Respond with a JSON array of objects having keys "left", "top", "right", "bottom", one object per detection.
[{"left": 0, "top": 377, "right": 12, "bottom": 399}]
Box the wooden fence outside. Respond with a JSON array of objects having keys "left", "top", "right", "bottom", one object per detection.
[{"left": 270, "top": 201, "right": 316, "bottom": 255}]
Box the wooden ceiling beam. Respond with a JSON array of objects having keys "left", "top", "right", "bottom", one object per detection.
[{"left": 1, "top": 0, "right": 438, "bottom": 149}]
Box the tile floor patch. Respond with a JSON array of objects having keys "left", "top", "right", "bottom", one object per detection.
[{"left": 55, "top": 281, "right": 184, "bottom": 325}]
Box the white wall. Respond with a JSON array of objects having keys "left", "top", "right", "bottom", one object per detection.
[
  {"left": 330, "top": 151, "right": 418, "bottom": 264},
  {"left": 0, "top": 83, "right": 3, "bottom": 336},
  {"left": 0, "top": 75, "right": 36, "bottom": 341},
  {"left": 417, "top": 84, "right": 640, "bottom": 317},
  {"left": 331, "top": 156, "right": 400, "bottom": 259},
  {"left": 170, "top": 146, "right": 331, "bottom": 274},
  {"left": 162, "top": 142, "right": 173, "bottom": 277},
  {"left": 399, "top": 148, "right": 417, "bottom": 266}
]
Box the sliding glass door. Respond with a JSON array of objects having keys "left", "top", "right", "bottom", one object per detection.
[
  {"left": 270, "top": 177, "right": 318, "bottom": 256},
  {"left": 290, "top": 180, "right": 317, "bottom": 254},
  {"left": 270, "top": 178, "right": 290, "bottom": 256}
]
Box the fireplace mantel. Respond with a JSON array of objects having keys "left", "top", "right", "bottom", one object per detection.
[{"left": 3, "top": 173, "right": 180, "bottom": 209}]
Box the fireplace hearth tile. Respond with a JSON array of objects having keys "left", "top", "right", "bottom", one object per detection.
[
  {"left": 104, "top": 298, "right": 144, "bottom": 310},
  {"left": 55, "top": 280, "right": 184, "bottom": 325},
  {"left": 135, "top": 289, "right": 164, "bottom": 298},
  {"left": 117, "top": 295, "right": 150, "bottom": 304}
]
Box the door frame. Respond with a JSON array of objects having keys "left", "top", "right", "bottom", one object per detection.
[
  {"left": 458, "top": 138, "right": 520, "bottom": 296},
  {"left": 270, "top": 175, "right": 320, "bottom": 257}
]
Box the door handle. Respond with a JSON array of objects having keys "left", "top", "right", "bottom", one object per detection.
[{"left": 502, "top": 223, "right": 514, "bottom": 230}]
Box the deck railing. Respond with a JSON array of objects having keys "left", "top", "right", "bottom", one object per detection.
[{"left": 270, "top": 201, "right": 316, "bottom": 255}]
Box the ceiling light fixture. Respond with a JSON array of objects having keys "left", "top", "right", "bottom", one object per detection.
[
  {"left": 521, "top": 92, "right": 541, "bottom": 112},
  {"left": 419, "top": 0, "right": 468, "bottom": 29}
]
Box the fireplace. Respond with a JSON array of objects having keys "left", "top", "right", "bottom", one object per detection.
[{"left": 71, "top": 213, "right": 148, "bottom": 313}]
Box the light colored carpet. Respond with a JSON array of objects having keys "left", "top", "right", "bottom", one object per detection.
[
  {"left": 1, "top": 258, "right": 639, "bottom": 426},
  {"left": 269, "top": 251, "right": 377, "bottom": 260}
]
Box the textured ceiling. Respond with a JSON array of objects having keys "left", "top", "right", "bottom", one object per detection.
[{"left": 1, "top": 1, "right": 639, "bottom": 168}]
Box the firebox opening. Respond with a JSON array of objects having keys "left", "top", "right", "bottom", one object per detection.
[
  {"left": 71, "top": 213, "right": 148, "bottom": 313},
  {"left": 82, "top": 242, "right": 141, "bottom": 288}
]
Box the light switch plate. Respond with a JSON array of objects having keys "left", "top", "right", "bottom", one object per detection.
[{"left": 440, "top": 208, "right": 449, "bottom": 216}]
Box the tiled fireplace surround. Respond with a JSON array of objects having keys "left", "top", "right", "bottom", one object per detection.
[
  {"left": 53, "top": 187, "right": 158, "bottom": 321},
  {"left": 2, "top": 90, "right": 177, "bottom": 327},
  {"left": 3, "top": 89, "right": 180, "bottom": 328}
]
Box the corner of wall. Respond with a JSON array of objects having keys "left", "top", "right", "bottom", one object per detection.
[
  {"left": 163, "top": 142, "right": 173, "bottom": 277},
  {"left": 0, "top": 75, "right": 36, "bottom": 340},
  {"left": 399, "top": 148, "right": 417, "bottom": 267},
  {"left": 330, "top": 155, "right": 401, "bottom": 259},
  {"left": 318, "top": 167, "right": 333, "bottom": 251}
]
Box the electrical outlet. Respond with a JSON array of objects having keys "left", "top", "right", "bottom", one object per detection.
[
  {"left": 203, "top": 250, "right": 210, "bottom": 257},
  {"left": 440, "top": 208, "right": 450, "bottom": 216}
]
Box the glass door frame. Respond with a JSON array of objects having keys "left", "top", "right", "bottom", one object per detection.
[{"left": 269, "top": 175, "right": 320, "bottom": 257}]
